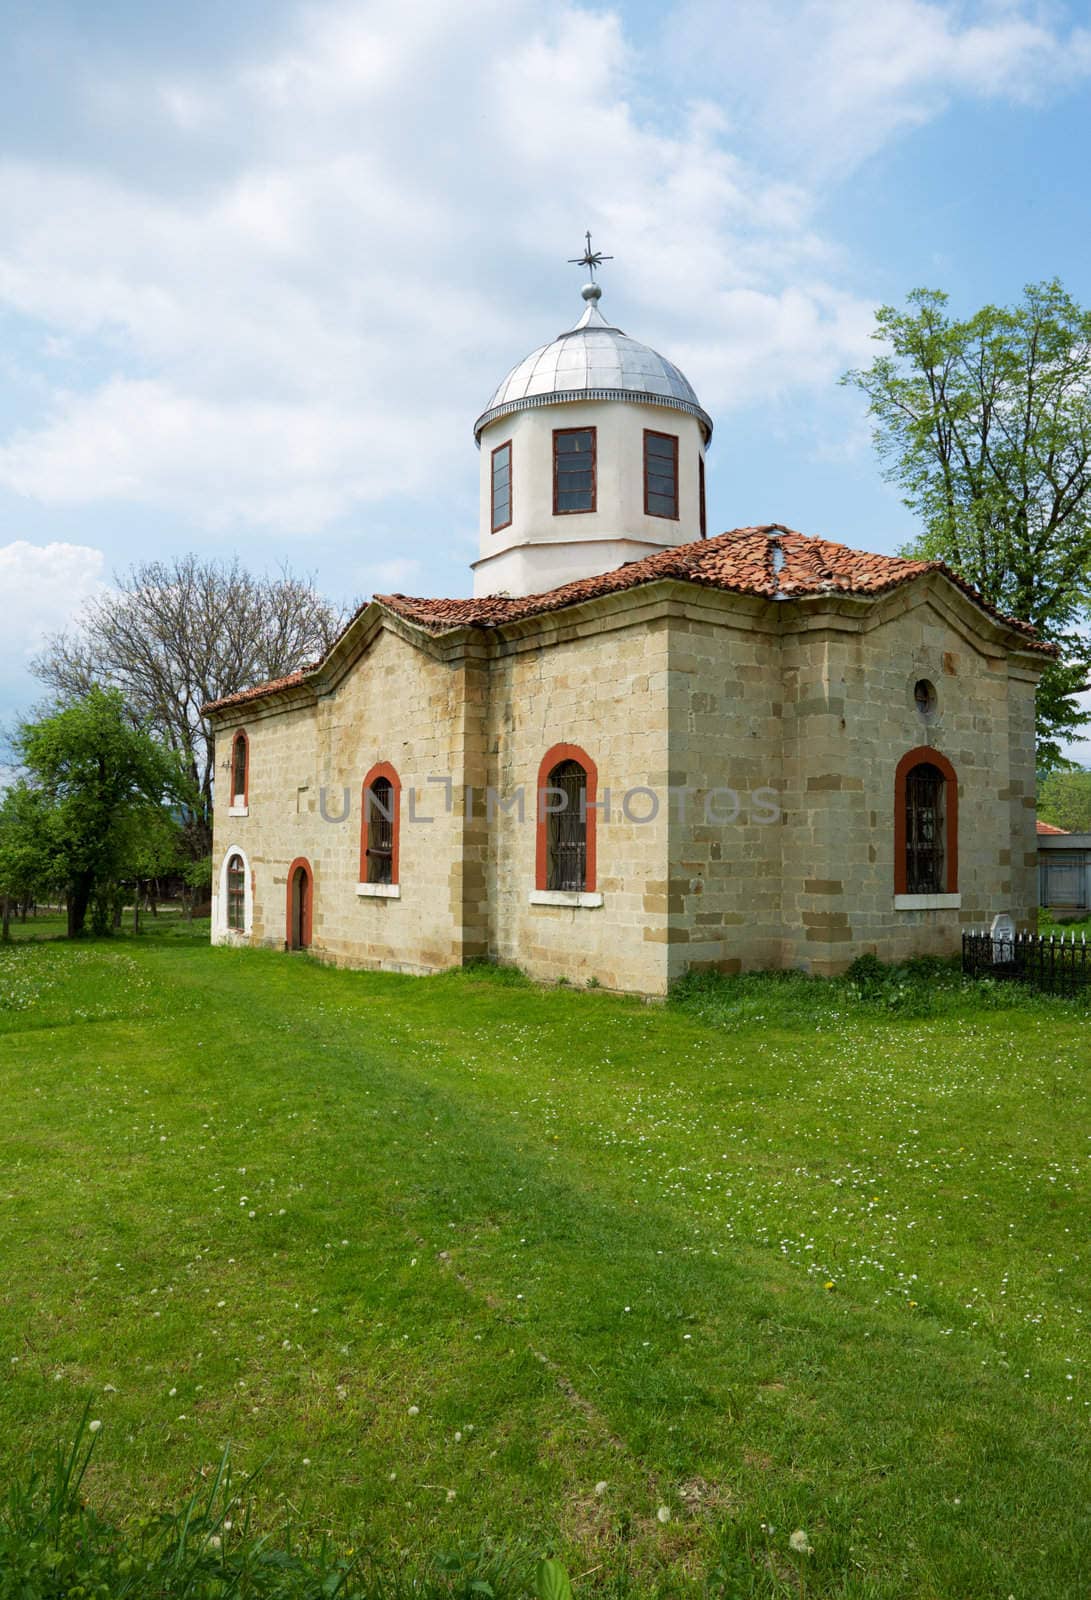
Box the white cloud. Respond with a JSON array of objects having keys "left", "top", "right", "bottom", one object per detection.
[
  {"left": 0, "top": 540, "right": 107, "bottom": 662},
  {"left": 671, "top": 0, "right": 1091, "bottom": 177},
  {"left": 0, "top": 0, "right": 879, "bottom": 532},
  {"left": 0, "top": 0, "right": 1086, "bottom": 534}
]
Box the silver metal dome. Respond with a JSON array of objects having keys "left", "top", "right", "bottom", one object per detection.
[{"left": 473, "top": 288, "right": 712, "bottom": 444}]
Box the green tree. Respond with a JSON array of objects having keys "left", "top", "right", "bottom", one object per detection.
[
  {"left": 0, "top": 783, "right": 58, "bottom": 940},
  {"left": 843, "top": 279, "right": 1091, "bottom": 769},
  {"left": 1037, "top": 768, "right": 1091, "bottom": 833},
  {"left": 15, "top": 687, "right": 190, "bottom": 937}
]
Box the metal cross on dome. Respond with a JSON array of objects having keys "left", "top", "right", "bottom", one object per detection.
[{"left": 568, "top": 231, "right": 613, "bottom": 281}]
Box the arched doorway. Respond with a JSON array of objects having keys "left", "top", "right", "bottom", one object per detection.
[{"left": 286, "top": 857, "right": 313, "bottom": 950}]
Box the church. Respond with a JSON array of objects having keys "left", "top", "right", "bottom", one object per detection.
[{"left": 204, "top": 253, "right": 1049, "bottom": 993}]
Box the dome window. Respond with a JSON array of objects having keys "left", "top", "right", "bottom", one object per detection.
[
  {"left": 644, "top": 430, "right": 679, "bottom": 520},
  {"left": 553, "top": 427, "right": 597, "bottom": 514},
  {"left": 491, "top": 440, "right": 512, "bottom": 533}
]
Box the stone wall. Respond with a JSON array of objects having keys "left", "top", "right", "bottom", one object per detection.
[
  {"left": 661, "top": 578, "right": 1044, "bottom": 977},
  {"left": 211, "top": 621, "right": 481, "bottom": 973},
  {"left": 483, "top": 597, "right": 672, "bottom": 994}
]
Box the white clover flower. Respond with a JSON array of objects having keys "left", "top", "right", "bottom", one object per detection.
[
  {"left": 446, "top": 1489, "right": 456, "bottom": 1502},
  {"left": 408, "top": 1405, "right": 419, "bottom": 1416},
  {"left": 208, "top": 1535, "right": 221, "bottom": 1551},
  {"left": 656, "top": 1505, "right": 671, "bottom": 1523},
  {"left": 88, "top": 1419, "right": 102, "bottom": 1433},
  {"left": 789, "top": 1530, "right": 813, "bottom": 1554},
  {"left": 594, "top": 1480, "right": 608, "bottom": 1496}
]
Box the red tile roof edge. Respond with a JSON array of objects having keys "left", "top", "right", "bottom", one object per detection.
[
  {"left": 201, "top": 526, "right": 1055, "bottom": 713},
  {"left": 202, "top": 668, "right": 313, "bottom": 713},
  {"left": 1036, "top": 820, "right": 1070, "bottom": 835}
]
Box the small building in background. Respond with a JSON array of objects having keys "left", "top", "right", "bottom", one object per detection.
[{"left": 1038, "top": 820, "right": 1091, "bottom": 919}]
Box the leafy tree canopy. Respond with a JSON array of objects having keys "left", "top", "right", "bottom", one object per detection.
[
  {"left": 1037, "top": 768, "right": 1091, "bottom": 834},
  {"left": 843, "top": 279, "right": 1091, "bottom": 770},
  {"left": 13, "top": 687, "right": 191, "bottom": 936}
]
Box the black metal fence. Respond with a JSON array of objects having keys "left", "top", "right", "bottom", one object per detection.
[{"left": 962, "top": 929, "right": 1091, "bottom": 997}]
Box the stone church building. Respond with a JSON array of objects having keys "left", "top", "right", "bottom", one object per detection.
[{"left": 204, "top": 271, "right": 1049, "bottom": 994}]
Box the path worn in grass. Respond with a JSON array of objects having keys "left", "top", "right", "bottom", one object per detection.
[{"left": 0, "top": 926, "right": 1087, "bottom": 1596}]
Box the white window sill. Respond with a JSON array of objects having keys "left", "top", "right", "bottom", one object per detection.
[
  {"left": 356, "top": 882, "right": 400, "bottom": 899},
  {"left": 228, "top": 803, "right": 249, "bottom": 817},
  {"left": 894, "top": 892, "right": 961, "bottom": 911},
  {"left": 529, "top": 889, "right": 604, "bottom": 909}
]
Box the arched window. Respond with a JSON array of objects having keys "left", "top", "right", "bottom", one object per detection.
[
  {"left": 230, "top": 729, "right": 249, "bottom": 808},
  {"left": 217, "top": 845, "right": 252, "bottom": 938},
  {"left": 360, "top": 763, "right": 401, "bottom": 887},
  {"left": 894, "top": 748, "right": 958, "bottom": 895},
  {"left": 535, "top": 744, "right": 598, "bottom": 893},
  {"left": 226, "top": 853, "right": 246, "bottom": 930}
]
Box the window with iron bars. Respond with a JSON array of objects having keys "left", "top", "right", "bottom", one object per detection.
[
  {"left": 904, "top": 762, "right": 945, "bottom": 893},
  {"left": 546, "top": 759, "right": 587, "bottom": 891},
  {"left": 365, "top": 777, "right": 395, "bottom": 885}
]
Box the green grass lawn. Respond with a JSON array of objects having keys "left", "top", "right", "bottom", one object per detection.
[{"left": 0, "top": 929, "right": 1088, "bottom": 1597}]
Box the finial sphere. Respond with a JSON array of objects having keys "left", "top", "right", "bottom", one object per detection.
[{"left": 581, "top": 282, "right": 602, "bottom": 303}]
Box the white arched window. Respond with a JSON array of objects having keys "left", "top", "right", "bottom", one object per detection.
[{"left": 216, "top": 845, "right": 253, "bottom": 938}]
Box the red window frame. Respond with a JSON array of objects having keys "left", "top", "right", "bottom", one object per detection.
[
  {"left": 535, "top": 743, "right": 598, "bottom": 893},
  {"left": 360, "top": 762, "right": 402, "bottom": 886},
  {"left": 643, "top": 429, "right": 679, "bottom": 520},
  {"left": 230, "top": 729, "right": 249, "bottom": 806},
  {"left": 893, "top": 747, "right": 959, "bottom": 894},
  {"left": 552, "top": 427, "right": 597, "bottom": 516},
  {"left": 490, "top": 439, "right": 513, "bottom": 533}
]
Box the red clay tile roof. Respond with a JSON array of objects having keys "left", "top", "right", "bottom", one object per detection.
[
  {"left": 203, "top": 669, "right": 311, "bottom": 713},
  {"left": 377, "top": 525, "right": 1052, "bottom": 645},
  {"left": 202, "top": 525, "right": 1053, "bottom": 713},
  {"left": 1037, "top": 820, "right": 1070, "bottom": 835}
]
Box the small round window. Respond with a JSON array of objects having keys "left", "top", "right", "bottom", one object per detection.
[{"left": 914, "top": 678, "right": 938, "bottom": 717}]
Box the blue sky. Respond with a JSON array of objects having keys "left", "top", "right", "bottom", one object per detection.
[{"left": 2, "top": 0, "right": 1091, "bottom": 752}]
